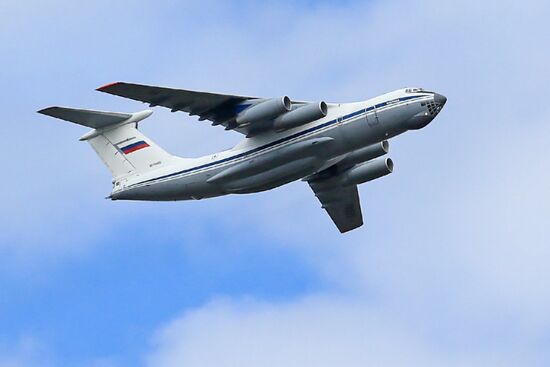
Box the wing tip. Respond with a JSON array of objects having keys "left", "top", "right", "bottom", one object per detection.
[
  {"left": 96, "top": 81, "right": 122, "bottom": 92},
  {"left": 338, "top": 221, "right": 364, "bottom": 234},
  {"left": 37, "top": 106, "right": 58, "bottom": 115}
]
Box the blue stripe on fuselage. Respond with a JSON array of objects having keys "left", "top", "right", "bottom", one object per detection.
[{"left": 128, "top": 94, "right": 428, "bottom": 188}]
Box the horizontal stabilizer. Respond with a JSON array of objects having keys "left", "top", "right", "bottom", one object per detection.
[
  {"left": 38, "top": 106, "right": 170, "bottom": 179},
  {"left": 38, "top": 106, "right": 132, "bottom": 129}
]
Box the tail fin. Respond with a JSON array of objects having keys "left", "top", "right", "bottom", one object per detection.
[{"left": 38, "top": 107, "right": 173, "bottom": 179}]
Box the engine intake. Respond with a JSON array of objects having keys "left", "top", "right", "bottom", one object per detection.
[
  {"left": 273, "top": 102, "right": 328, "bottom": 131},
  {"left": 236, "top": 97, "right": 291, "bottom": 125}
]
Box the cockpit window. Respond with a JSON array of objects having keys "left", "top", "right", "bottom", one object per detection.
[{"left": 406, "top": 87, "right": 434, "bottom": 94}]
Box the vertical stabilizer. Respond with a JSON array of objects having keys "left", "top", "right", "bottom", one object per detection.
[{"left": 87, "top": 122, "right": 173, "bottom": 178}]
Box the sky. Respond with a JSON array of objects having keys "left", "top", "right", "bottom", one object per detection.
[{"left": 1, "top": 0, "right": 550, "bottom": 366}]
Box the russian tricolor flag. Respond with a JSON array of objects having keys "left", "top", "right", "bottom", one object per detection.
[{"left": 120, "top": 140, "right": 150, "bottom": 154}]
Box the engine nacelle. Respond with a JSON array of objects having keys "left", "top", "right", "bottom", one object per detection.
[
  {"left": 236, "top": 97, "right": 292, "bottom": 125},
  {"left": 342, "top": 157, "right": 393, "bottom": 185},
  {"left": 338, "top": 141, "right": 389, "bottom": 167},
  {"left": 273, "top": 102, "right": 328, "bottom": 131}
]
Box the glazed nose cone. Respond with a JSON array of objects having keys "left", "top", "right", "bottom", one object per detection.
[{"left": 434, "top": 93, "right": 447, "bottom": 106}]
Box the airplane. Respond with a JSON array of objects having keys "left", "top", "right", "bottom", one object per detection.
[{"left": 38, "top": 83, "right": 446, "bottom": 233}]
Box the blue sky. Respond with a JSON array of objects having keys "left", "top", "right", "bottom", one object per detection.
[{"left": 1, "top": 0, "right": 550, "bottom": 366}]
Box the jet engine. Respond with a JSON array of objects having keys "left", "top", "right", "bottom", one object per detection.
[
  {"left": 236, "top": 97, "right": 292, "bottom": 125},
  {"left": 342, "top": 158, "right": 394, "bottom": 185},
  {"left": 338, "top": 141, "right": 389, "bottom": 167},
  {"left": 273, "top": 102, "right": 328, "bottom": 132}
]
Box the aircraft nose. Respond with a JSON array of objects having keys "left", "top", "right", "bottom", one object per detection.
[{"left": 434, "top": 93, "right": 447, "bottom": 106}]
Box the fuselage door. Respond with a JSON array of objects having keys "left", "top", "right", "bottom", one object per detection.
[{"left": 366, "top": 105, "right": 379, "bottom": 126}]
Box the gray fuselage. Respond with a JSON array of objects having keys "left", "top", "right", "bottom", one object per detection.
[{"left": 111, "top": 89, "right": 446, "bottom": 201}]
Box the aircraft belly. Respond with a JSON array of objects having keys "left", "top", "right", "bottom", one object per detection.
[
  {"left": 223, "top": 156, "right": 323, "bottom": 194},
  {"left": 207, "top": 137, "right": 336, "bottom": 185},
  {"left": 113, "top": 173, "right": 224, "bottom": 201}
]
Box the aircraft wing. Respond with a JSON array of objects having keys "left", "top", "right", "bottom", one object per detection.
[
  {"left": 308, "top": 182, "right": 364, "bottom": 233},
  {"left": 97, "top": 82, "right": 262, "bottom": 135}
]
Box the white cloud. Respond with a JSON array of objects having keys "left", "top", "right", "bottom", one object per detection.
[
  {"left": 146, "top": 296, "right": 545, "bottom": 367},
  {"left": 0, "top": 336, "right": 52, "bottom": 367},
  {"left": 147, "top": 297, "right": 439, "bottom": 367}
]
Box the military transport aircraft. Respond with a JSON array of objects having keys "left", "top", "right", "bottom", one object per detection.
[{"left": 38, "top": 83, "right": 446, "bottom": 233}]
